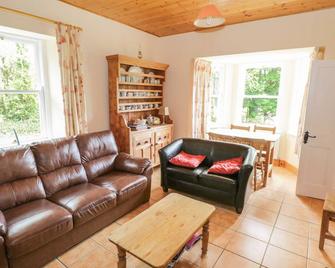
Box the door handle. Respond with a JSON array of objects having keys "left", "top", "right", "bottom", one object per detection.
[{"left": 303, "top": 131, "right": 316, "bottom": 144}]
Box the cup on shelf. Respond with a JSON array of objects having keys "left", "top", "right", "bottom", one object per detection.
[{"left": 128, "top": 92, "right": 133, "bottom": 97}]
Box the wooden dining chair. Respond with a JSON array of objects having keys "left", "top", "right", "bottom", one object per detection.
[
  {"left": 254, "top": 125, "right": 276, "bottom": 134},
  {"left": 230, "top": 124, "right": 251, "bottom": 131},
  {"left": 253, "top": 125, "right": 276, "bottom": 190}
]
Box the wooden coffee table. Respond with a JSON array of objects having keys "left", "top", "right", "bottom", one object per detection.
[{"left": 109, "top": 193, "right": 215, "bottom": 268}]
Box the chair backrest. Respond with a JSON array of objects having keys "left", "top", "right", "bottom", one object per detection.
[
  {"left": 254, "top": 125, "right": 276, "bottom": 134},
  {"left": 231, "top": 124, "right": 250, "bottom": 131}
]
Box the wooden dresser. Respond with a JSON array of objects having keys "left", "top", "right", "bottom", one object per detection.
[{"left": 106, "top": 54, "right": 173, "bottom": 166}]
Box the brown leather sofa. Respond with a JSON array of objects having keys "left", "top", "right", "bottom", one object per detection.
[{"left": 0, "top": 130, "right": 152, "bottom": 268}]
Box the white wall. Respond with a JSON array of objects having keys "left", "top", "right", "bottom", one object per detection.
[
  {"left": 156, "top": 8, "right": 335, "bottom": 139},
  {"left": 1, "top": 1, "right": 335, "bottom": 145},
  {"left": 0, "top": 0, "right": 160, "bottom": 132}
]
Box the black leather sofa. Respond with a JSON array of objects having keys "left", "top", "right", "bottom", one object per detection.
[{"left": 159, "top": 138, "right": 256, "bottom": 213}]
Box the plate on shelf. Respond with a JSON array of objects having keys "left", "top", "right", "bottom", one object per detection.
[{"left": 128, "top": 66, "right": 144, "bottom": 83}]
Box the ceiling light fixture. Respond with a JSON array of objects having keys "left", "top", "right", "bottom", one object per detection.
[{"left": 194, "top": 4, "right": 225, "bottom": 28}]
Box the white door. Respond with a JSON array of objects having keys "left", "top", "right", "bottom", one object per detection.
[{"left": 296, "top": 60, "right": 335, "bottom": 199}]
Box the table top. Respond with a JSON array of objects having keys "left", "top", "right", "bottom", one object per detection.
[
  {"left": 325, "top": 192, "right": 335, "bottom": 213},
  {"left": 109, "top": 193, "right": 215, "bottom": 267},
  {"left": 208, "top": 128, "right": 280, "bottom": 142}
]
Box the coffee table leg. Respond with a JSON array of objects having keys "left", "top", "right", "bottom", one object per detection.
[
  {"left": 201, "top": 221, "right": 209, "bottom": 257},
  {"left": 117, "top": 246, "right": 126, "bottom": 268}
]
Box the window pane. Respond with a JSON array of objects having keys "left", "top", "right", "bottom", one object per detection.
[
  {"left": 242, "top": 98, "right": 278, "bottom": 124},
  {"left": 0, "top": 93, "right": 41, "bottom": 147},
  {"left": 0, "top": 37, "right": 37, "bottom": 91},
  {"left": 245, "top": 67, "right": 281, "bottom": 96}
]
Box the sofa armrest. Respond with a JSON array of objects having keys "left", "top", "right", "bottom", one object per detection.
[
  {"left": 0, "top": 236, "right": 8, "bottom": 268},
  {"left": 113, "top": 152, "right": 152, "bottom": 175},
  {"left": 235, "top": 147, "right": 257, "bottom": 213},
  {"left": 0, "top": 211, "right": 6, "bottom": 236},
  {"left": 159, "top": 139, "right": 183, "bottom": 190}
]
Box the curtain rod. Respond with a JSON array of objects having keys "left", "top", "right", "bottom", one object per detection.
[{"left": 0, "top": 5, "right": 83, "bottom": 31}]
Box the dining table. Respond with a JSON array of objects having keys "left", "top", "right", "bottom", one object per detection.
[{"left": 208, "top": 128, "right": 280, "bottom": 187}]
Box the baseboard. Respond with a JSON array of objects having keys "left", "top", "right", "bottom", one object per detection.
[{"left": 273, "top": 159, "right": 298, "bottom": 175}]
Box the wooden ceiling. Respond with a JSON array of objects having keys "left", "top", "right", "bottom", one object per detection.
[{"left": 60, "top": 0, "right": 335, "bottom": 36}]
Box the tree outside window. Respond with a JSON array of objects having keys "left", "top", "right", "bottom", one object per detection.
[
  {"left": 242, "top": 67, "right": 281, "bottom": 125},
  {"left": 0, "top": 35, "right": 44, "bottom": 147}
]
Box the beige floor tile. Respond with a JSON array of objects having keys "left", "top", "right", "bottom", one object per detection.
[
  {"left": 263, "top": 245, "right": 306, "bottom": 268},
  {"left": 275, "top": 214, "right": 309, "bottom": 237},
  {"left": 43, "top": 259, "right": 66, "bottom": 268},
  {"left": 283, "top": 194, "right": 312, "bottom": 208},
  {"left": 210, "top": 208, "right": 242, "bottom": 230},
  {"left": 91, "top": 222, "right": 120, "bottom": 253},
  {"left": 59, "top": 238, "right": 101, "bottom": 267},
  {"left": 208, "top": 223, "right": 235, "bottom": 249},
  {"left": 150, "top": 187, "right": 168, "bottom": 201},
  {"left": 309, "top": 223, "right": 335, "bottom": 247},
  {"left": 214, "top": 250, "right": 260, "bottom": 268},
  {"left": 174, "top": 259, "right": 197, "bottom": 268},
  {"left": 244, "top": 205, "right": 278, "bottom": 226},
  {"left": 226, "top": 232, "right": 267, "bottom": 264},
  {"left": 308, "top": 239, "right": 335, "bottom": 267},
  {"left": 253, "top": 188, "right": 285, "bottom": 202},
  {"left": 270, "top": 228, "right": 308, "bottom": 257},
  {"left": 307, "top": 259, "right": 328, "bottom": 268},
  {"left": 182, "top": 241, "right": 223, "bottom": 268},
  {"left": 248, "top": 195, "right": 282, "bottom": 213},
  {"left": 280, "top": 203, "right": 321, "bottom": 224},
  {"left": 237, "top": 218, "right": 273, "bottom": 242},
  {"left": 69, "top": 246, "right": 118, "bottom": 268}
]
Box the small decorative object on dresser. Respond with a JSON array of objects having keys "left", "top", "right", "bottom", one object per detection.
[{"left": 107, "top": 54, "right": 173, "bottom": 167}]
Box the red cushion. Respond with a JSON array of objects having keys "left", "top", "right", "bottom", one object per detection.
[
  {"left": 169, "top": 151, "right": 206, "bottom": 168},
  {"left": 208, "top": 157, "right": 243, "bottom": 175}
]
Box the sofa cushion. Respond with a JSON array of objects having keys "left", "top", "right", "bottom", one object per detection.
[
  {"left": 198, "top": 169, "right": 237, "bottom": 193},
  {"left": 48, "top": 183, "right": 116, "bottom": 226},
  {"left": 0, "top": 147, "right": 46, "bottom": 210},
  {"left": 76, "top": 131, "right": 118, "bottom": 180},
  {"left": 208, "top": 157, "right": 243, "bottom": 175},
  {"left": 92, "top": 171, "right": 147, "bottom": 204},
  {"left": 32, "top": 137, "right": 87, "bottom": 196},
  {"left": 169, "top": 151, "right": 206, "bottom": 168},
  {"left": 4, "top": 199, "right": 73, "bottom": 258},
  {"left": 166, "top": 165, "right": 207, "bottom": 183}
]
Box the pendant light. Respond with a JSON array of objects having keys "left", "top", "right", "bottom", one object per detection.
[{"left": 194, "top": 4, "right": 225, "bottom": 28}]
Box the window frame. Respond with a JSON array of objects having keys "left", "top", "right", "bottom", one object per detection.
[
  {"left": 0, "top": 31, "right": 50, "bottom": 145},
  {"left": 235, "top": 62, "right": 284, "bottom": 126}
]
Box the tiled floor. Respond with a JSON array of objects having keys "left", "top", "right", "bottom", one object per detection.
[{"left": 45, "top": 167, "right": 335, "bottom": 268}]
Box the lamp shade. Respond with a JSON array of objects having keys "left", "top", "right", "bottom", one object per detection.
[
  {"left": 194, "top": 4, "right": 225, "bottom": 28},
  {"left": 159, "top": 106, "right": 169, "bottom": 116}
]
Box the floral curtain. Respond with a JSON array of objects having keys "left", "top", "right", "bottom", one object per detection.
[
  {"left": 295, "top": 47, "right": 325, "bottom": 155},
  {"left": 192, "top": 58, "right": 212, "bottom": 139},
  {"left": 56, "top": 23, "right": 87, "bottom": 136}
]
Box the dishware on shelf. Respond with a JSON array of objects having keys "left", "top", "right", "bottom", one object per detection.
[{"left": 128, "top": 66, "right": 144, "bottom": 83}]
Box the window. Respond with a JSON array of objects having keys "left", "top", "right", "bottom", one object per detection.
[
  {"left": 241, "top": 67, "right": 281, "bottom": 125},
  {"left": 0, "top": 33, "right": 47, "bottom": 147}
]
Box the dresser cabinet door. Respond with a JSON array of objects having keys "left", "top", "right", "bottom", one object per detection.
[
  {"left": 132, "top": 132, "right": 154, "bottom": 162},
  {"left": 154, "top": 128, "right": 172, "bottom": 166}
]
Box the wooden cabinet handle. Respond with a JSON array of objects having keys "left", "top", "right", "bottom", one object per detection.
[{"left": 136, "top": 142, "right": 141, "bottom": 146}]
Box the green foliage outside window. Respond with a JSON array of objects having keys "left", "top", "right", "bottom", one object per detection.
[
  {"left": 0, "top": 41, "right": 41, "bottom": 138},
  {"left": 242, "top": 67, "right": 281, "bottom": 124}
]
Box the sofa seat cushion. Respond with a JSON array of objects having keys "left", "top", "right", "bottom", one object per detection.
[
  {"left": 198, "top": 169, "right": 237, "bottom": 193},
  {"left": 166, "top": 166, "right": 207, "bottom": 183},
  {"left": 4, "top": 199, "right": 73, "bottom": 258},
  {"left": 92, "top": 171, "right": 147, "bottom": 204},
  {"left": 49, "top": 183, "right": 116, "bottom": 226}
]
